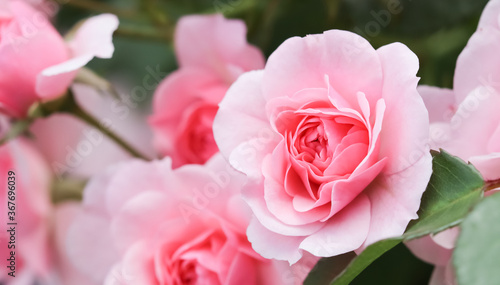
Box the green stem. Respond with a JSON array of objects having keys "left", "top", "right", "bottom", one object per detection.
[
  {"left": 485, "top": 179, "right": 500, "bottom": 192},
  {"left": 63, "top": 93, "right": 149, "bottom": 161},
  {"left": 143, "top": 0, "right": 171, "bottom": 27},
  {"left": 51, "top": 177, "right": 87, "bottom": 204}
]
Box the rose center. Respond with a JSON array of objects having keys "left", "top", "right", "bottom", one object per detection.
[
  {"left": 177, "top": 104, "right": 219, "bottom": 164},
  {"left": 289, "top": 115, "right": 361, "bottom": 170}
]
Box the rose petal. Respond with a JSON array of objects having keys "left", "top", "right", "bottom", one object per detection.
[
  {"left": 376, "top": 42, "right": 429, "bottom": 174},
  {"left": 119, "top": 241, "right": 158, "bottom": 285},
  {"left": 487, "top": 124, "right": 500, "bottom": 153},
  {"left": 431, "top": 227, "right": 459, "bottom": 250},
  {"left": 53, "top": 202, "right": 97, "bottom": 285},
  {"left": 448, "top": 85, "right": 500, "bottom": 159},
  {"left": 469, "top": 153, "right": 500, "bottom": 181},
  {"left": 175, "top": 14, "right": 264, "bottom": 82},
  {"left": 223, "top": 252, "right": 257, "bottom": 285},
  {"left": 477, "top": 0, "right": 500, "bottom": 30},
  {"left": 110, "top": 192, "right": 177, "bottom": 252},
  {"left": 299, "top": 194, "right": 370, "bottom": 257},
  {"left": 405, "top": 235, "right": 452, "bottom": 266},
  {"left": 214, "top": 70, "right": 280, "bottom": 173},
  {"left": 242, "top": 180, "right": 323, "bottom": 236},
  {"left": 68, "top": 14, "right": 119, "bottom": 58},
  {"left": 418, "top": 85, "right": 456, "bottom": 123},
  {"left": 362, "top": 153, "right": 432, "bottom": 247},
  {"left": 262, "top": 30, "right": 383, "bottom": 109},
  {"left": 0, "top": 2, "right": 68, "bottom": 116},
  {"left": 66, "top": 212, "right": 120, "bottom": 283},
  {"left": 36, "top": 14, "right": 119, "bottom": 98},
  {"left": 454, "top": 14, "right": 500, "bottom": 105},
  {"left": 247, "top": 217, "right": 305, "bottom": 264},
  {"left": 429, "top": 262, "right": 456, "bottom": 285}
]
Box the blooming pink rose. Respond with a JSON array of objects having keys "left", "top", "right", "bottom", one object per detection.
[
  {"left": 66, "top": 154, "right": 315, "bottom": 285},
  {"left": 148, "top": 14, "right": 265, "bottom": 167},
  {"left": 0, "top": 139, "right": 52, "bottom": 284},
  {"left": 406, "top": 1, "right": 500, "bottom": 284},
  {"left": 213, "top": 30, "right": 432, "bottom": 262},
  {"left": 0, "top": 1, "right": 118, "bottom": 118}
]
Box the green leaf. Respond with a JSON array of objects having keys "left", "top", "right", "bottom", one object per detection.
[
  {"left": 304, "top": 150, "right": 484, "bottom": 285},
  {"left": 454, "top": 192, "right": 500, "bottom": 285},
  {"left": 404, "top": 150, "right": 485, "bottom": 239},
  {"left": 304, "top": 252, "right": 356, "bottom": 285}
]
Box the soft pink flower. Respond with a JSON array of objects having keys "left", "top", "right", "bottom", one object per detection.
[
  {"left": 0, "top": 113, "right": 10, "bottom": 137},
  {"left": 148, "top": 14, "right": 265, "bottom": 167},
  {"left": 405, "top": 230, "right": 457, "bottom": 285},
  {"left": 66, "top": 154, "right": 315, "bottom": 285},
  {"left": 213, "top": 30, "right": 432, "bottom": 262},
  {"left": 12, "top": 0, "right": 58, "bottom": 17},
  {"left": 0, "top": 139, "right": 52, "bottom": 284},
  {"left": 50, "top": 202, "right": 97, "bottom": 285},
  {"left": 0, "top": 1, "right": 118, "bottom": 118},
  {"left": 406, "top": 1, "right": 500, "bottom": 284}
]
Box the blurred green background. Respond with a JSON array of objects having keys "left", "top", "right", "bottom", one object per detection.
[
  {"left": 53, "top": 0, "right": 489, "bottom": 284},
  {"left": 56, "top": 0, "right": 489, "bottom": 102}
]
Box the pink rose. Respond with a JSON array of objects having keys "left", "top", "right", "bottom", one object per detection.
[
  {"left": 66, "top": 155, "right": 315, "bottom": 285},
  {"left": 405, "top": 229, "right": 457, "bottom": 285},
  {"left": 12, "top": 0, "right": 59, "bottom": 17},
  {"left": 425, "top": 0, "right": 500, "bottom": 182},
  {"left": 213, "top": 30, "right": 432, "bottom": 262},
  {"left": 0, "top": 139, "right": 52, "bottom": 284},
  {"left": 406, "top": 2, "right": 500, "bottom": 283},
  {"left": 51, "top": 202, "right": 97, "bottom": 285},
  {"left": 0, "top": 1, "right": 118, "bottom": 118},
  {"left": 148, "top": 14, "right": 265, "bottom": 167},
  {"left": 0, "top": 114, "right": 10, "bottom": 137}
]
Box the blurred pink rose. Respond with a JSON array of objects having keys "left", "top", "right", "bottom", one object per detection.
[
  {"left": 0, "top": 139, "right": 52, "bottom": 284},
  {"left": 213, "top": 30, "right": 432, "bottom": 262},
  {"left": 66, "top": 155, "right": 315, "bottom": 285},
  {"left": 438, "top": 0, "right": 500, "bottom": 183},
  {"left": 50, "top": 202, "right": 97, "bottom": 285},
  {"left": 406, "top": 1, "right": 500, "bottom": 284},
  {"left": 13, "top": 0, "right": 59, "bottom": 17},
  {"left": 0, "top": 1, "right": 118, "bottom": 118},
  {"left": 149, "top": 14, "right": 265, "bottom": 167}
]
